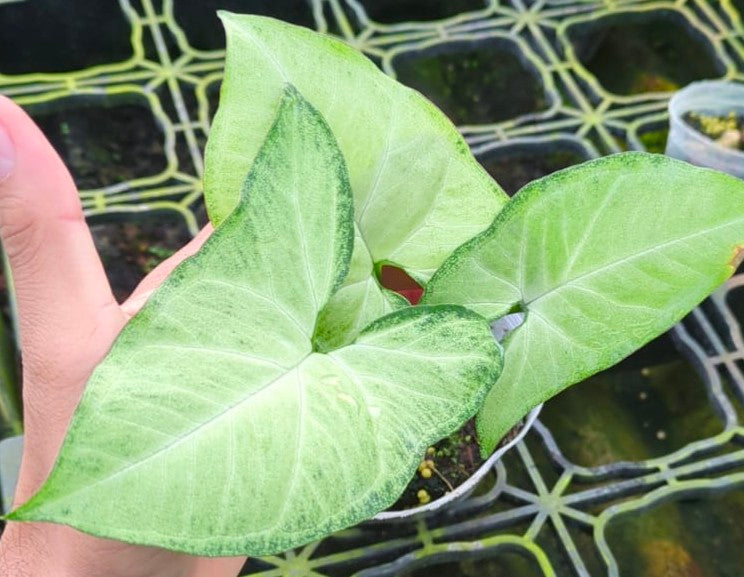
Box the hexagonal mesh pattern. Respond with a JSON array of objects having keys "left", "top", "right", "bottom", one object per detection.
[{"left": 1, "top": 0, "right": 744, "bottom": 575}]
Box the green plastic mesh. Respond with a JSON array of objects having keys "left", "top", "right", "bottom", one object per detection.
[{"left": 1, "top": 1, "right": 744, "bottom": 575}]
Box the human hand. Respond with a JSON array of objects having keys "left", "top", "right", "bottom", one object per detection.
[{"left": 0, "top": 96, "right": 246, "bottom": 577}]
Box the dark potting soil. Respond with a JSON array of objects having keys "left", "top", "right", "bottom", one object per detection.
[
  {"left": 32, "top": 101, "right": 168, "bottom": 191},
  {"left": 566, "top": 11, "right": 722, "bottom": 97},
  {"left": 389, "top": 418, "right": 524, "bottom": 511},
  {"left": 393, "top": 39, "right": 546, "bottom": 126},
  {"left": 90, "top": 216, "right": 195, "bottom": 303},
  {"left": 683, "top": 111, "right": 744, "bottom": 151},
  {"left": 478, "top": 147, "right": 589, "bottom": 196}
]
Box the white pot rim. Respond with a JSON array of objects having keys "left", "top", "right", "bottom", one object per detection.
[
  {"left": 668, "top": 80, "right": 744, "bottom": 162},
  {"left": 372, "top": 403, "right": 543, "bottom": 521}
]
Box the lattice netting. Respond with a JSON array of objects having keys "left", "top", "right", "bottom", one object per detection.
[{"left": 1, "top": 1, "right": 744, "bottom": 575}]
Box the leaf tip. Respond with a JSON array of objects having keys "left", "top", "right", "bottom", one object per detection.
[
  {"left": 216, "top": 9, "right": 238, "bottom": 23},
  {"left": 3, "top": 501, "right": 33, "bottom": 522},
  {"left": 280, "top": 82, "right": 302, "bottom": 103}
]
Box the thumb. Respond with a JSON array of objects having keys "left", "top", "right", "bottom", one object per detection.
[{"left": 0, "top": 96, "right": 124, "bottom": 387}]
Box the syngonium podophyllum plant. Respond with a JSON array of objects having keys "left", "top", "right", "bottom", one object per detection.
[{"left": 7, "top": 13, "right": 744, "bottom": 557}]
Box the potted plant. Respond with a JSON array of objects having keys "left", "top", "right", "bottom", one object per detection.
[
  {"left": 4, "top": 14, "right": 744, "bottom": 559},
  {"left": 666, "top": 79, "right": 744, "bottom": 178}
]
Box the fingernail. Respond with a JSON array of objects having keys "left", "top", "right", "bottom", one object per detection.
[{"left": 0, "top": 122, "right": 16, "bottom": 182}]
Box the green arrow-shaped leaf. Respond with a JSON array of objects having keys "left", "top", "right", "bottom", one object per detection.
[
  {"left": 10, "top": 87, "right": 502, "bottom": 556},
  {"left": 424, "top": 152, "right": 744, "bottom": 454},
  {"left": 204, "top": 13, "right": 506, "bottom": 348}
]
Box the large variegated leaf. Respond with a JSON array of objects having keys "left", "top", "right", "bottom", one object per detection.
[
  {"left": 10, "top": 87, "right": 502, "bottom": 556},
  {"left": 204, "top": 13, "right": 506, "bottom": 347},
  {"left": 424, "top": 152, "right": 744, "bottom": 454}
]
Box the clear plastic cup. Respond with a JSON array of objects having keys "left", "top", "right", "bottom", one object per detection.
[{"left": 666, "top": 80, "right": 744, "bottom": 178}]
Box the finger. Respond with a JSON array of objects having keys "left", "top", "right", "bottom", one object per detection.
[
  {"left": 0, "top": 96, "right": 124, "bottom": 383},
  {"left": 121, "top": 223, "right": 213, "bottom": 318}
]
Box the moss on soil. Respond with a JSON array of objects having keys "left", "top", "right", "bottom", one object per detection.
[
  {"left": 390, "top": 418, "right": 524, "bottom": 511},
  {"left": 684, "top": 110, "right": 744, "bottom": 150}
]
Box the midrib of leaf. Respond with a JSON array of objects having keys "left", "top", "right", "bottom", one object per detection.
[
  {"left": 386, "top": 152, "right": 455, "bottom": 264},
  {"left": 473, "top": 258, "right": 520, "bottom": 295},
  {"left": 569, "top": 284, "right": 657, "bottom": 314},
  {"left": 559, "top": 180, "right": 618, "bottom": 281},
  {"left": 198, "top": 277, "right": 309, "bottom": 339},
  {"left": 233, "top": 19, "right": 291, "bottom": 83},
  {"left": 275, "top": 368, "right": 305, "bottom": 529},
  {"left": 528, "top": 308, "right": 587, "bottom": 350},
  {"left": 356, "top": 116, "right": 449, "bottom": 274},
  {"left": 326, "top": 355, "right": 453, "bottom": 417},
  {"left": 356, "top": 103, "right": 395, "bottom": 225},
  {"left": 28, "top": 352, "right": 316, "bottom": 510},
  {"left": 291, "top": 130, "right": 320, "bottom": 311},
  {"left": 525, "top": 216, "right": 744, "bottom": 308}
]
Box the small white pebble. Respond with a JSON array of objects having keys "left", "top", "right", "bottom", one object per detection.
[{"left": 716, "top": 129, "right": 741, "bottom": 149}]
